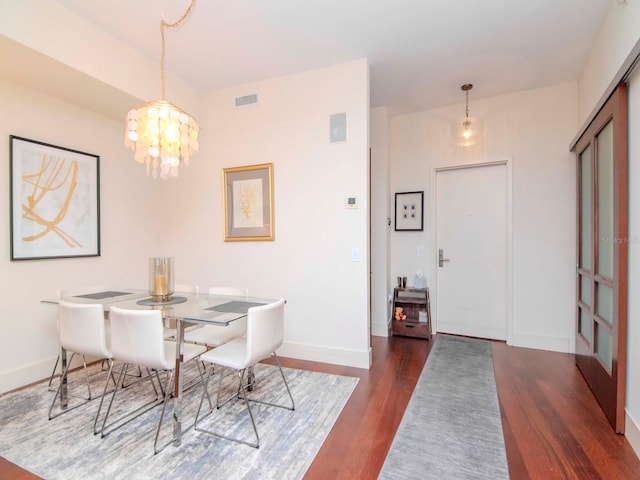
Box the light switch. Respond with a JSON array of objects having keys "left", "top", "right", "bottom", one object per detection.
[{"left": 351, "top": 247, "right": 360, "bottom": 262}]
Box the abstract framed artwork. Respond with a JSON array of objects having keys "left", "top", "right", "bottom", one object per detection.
[
  {"left": 395, "top": 191, "right": 424, "bottom": 231},
  {"left": 10, "top": 136, "right": 100, "bottom": 260},
  {"left": 223, "top": 163, "right": 274, "bottom": 241}
]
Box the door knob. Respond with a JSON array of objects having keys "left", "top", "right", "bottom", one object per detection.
[{"left": 438, "top": 248, "right": 450, "bottom": 267}]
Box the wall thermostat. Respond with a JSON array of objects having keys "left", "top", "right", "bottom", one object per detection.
[{"left": 345, "top": 196, "right": 359, "bottom": 209}]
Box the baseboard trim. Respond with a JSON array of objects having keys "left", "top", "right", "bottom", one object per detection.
[
  {"left": 0, "top": 354, "right": 93, "bottom": 395},
  {"left": 277, "top": 341, "right": 371, "bottom": 369},
  {"left": 509, "top": 333, "right": 571, "bottom": 353},
  {"left": 625, "top": 410, "right": 640, "bottom": 459},
  {"left": 371, "top": 320, "right": 390, "bottom": 337}
]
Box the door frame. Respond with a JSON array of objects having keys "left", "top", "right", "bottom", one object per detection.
[{"left": 430, "top": 159, "right": 513, "bottom": 343}]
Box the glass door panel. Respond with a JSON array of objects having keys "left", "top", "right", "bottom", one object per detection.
[
  {"left": 580, "top": 275, "right": 592, "bottom": 307},
  {"left": 597, "top": 121, "right": 614, "bottom": 279},
  {"left": 580, "top": 146, "right": 592, "bottom": 271},
  {"left": 596, "top": 282, "right": 613, "bottom": 325},
  {"left": 579, "top": 307, "right": 592, "bottom": 343},
  {"left": 596, "top": 323, "right": 613, "bottom": 371}
]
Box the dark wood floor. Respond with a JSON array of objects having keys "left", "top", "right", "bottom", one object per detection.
[{"left": 2, "top": 334, "right": 640, "bottom": 479}]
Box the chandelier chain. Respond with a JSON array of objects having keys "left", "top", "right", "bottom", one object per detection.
[
  {"left": 160, "top": 0, "right": 197, "bottom": 100},
  {"left": 465, "top": 90, "right": 469, "bottom": 119}
]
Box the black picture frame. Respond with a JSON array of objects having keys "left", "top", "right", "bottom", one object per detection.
[
  {"left": 10, "top": 135, "right": 100, "bottom": 260},
  {"left": 394, "top": 191, "right": 424, "bottom": 231}
]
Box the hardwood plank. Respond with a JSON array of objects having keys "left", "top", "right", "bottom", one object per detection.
[{"left": 493, "top": 341, "right": 640, "bottom": 480}]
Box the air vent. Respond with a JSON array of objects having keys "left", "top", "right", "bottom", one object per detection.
[{"left": 235, "top": 94, "right": 258, "bottom": 107}]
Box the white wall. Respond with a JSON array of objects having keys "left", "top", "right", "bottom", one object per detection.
[
  {"left": 389, "top": 82, "right": 577, "bottom": 353},
  {"left": 370, "top": 106, "right": 391, "bottom": 336},
  {"left": 626, "top": 64, "right": 640, "bottom": 459},
  {"left": 578, "top": 0, "right": 640, "bottom": 125},
  {"left": 157, "top": 59, "right": 372, "bottom": 368},
  {"left": 0, "top": 78, "right": 160, "bottom": 392}
]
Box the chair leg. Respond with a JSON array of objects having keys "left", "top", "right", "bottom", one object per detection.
[
  {"left": 153, "top": 370, "right": 175, "bottom": 454},
  {"left": 93, "top": 359, "right": 117, "bottom": 434},
  {"left": 48, "top": 353, "right": 93, "bottom": 420},
  {"left": 81, "top": 355, "right": 92, "bottom": 400},
  {"left": 194, "top": 366, "right": 260, "bottom": 448},
  {"left": 47, "top": 354, "right": 60, "bottom": 392},
  {"left": 244, "top": 353, "right": 295, "bottom": 412},
  {"left": 100, "top": 363, "right": 163, "bottom": 438},
  {"left": 47, "top": 353, "right": 92, "bottom": 399}
]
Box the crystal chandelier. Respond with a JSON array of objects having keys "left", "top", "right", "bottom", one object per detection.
[
  {"left": 125, "top": 0, "right": 199, "bottom": 179},
  {"left": 450, "top": 83, "right": 484, "bottom": 147}
]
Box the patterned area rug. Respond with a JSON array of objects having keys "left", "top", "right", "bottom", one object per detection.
[
  {"left": 378, "top": 335, "right": 509, "bottom": 480},
  {"left": 0, "top": 362, "right": 358, "bottom": 480}
]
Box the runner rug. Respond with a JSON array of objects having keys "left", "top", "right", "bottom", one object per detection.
[
  {"left": 378, "top": 335, "right": 509, "bottom": 479},
  {"left": 0, "top": 362, "right": 358, "bottom": 480}
]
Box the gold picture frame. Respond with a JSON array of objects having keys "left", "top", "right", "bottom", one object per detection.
[{"left": 223, "top": 163, "right": 274, "bottom": 241}]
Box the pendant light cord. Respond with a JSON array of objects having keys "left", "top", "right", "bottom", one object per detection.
[{"left": 160, "top": 0, "right": 197, "bottom": 100}]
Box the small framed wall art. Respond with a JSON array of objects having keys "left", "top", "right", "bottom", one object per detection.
[
  {"left": 394, "top": 191, "right": 424, "bottom": 231},
  {"left": 10, "top": 135, "right": 100, "bottom": 260},
  {"left": 223, "top": 163, "right": 274, "bottom": 241}
]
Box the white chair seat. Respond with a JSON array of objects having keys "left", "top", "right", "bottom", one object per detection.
[
  {"left": 161, "top": 340, "right": 206, "bottom": 369},
  {"left": 184, "top": 318, "right": 246, "bottom": 347},
  {"left": 199, "top": 338, "right": 247, "bottom": 370}
]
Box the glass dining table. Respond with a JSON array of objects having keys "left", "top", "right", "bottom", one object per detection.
[{"left": 42, "top": 288, "right": 273, "bottom": 446}]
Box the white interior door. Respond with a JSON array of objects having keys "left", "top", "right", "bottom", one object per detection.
[{"left": 435, "top": 163, "right": 508, "bottom": 340}]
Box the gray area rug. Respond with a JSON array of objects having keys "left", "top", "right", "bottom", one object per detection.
[
  {"left": 0, "top": 362, "right": 358, "bottom": 480},
  {"left": 378, "top": 335, "right": 509, "bottom": 480}
]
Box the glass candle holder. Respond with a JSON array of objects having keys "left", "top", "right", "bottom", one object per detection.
[{"left": 149, "top": 257, "right": 174, "bottom": 302}]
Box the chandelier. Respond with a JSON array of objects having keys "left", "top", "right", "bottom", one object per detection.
[
  {"left": 450, "top": 83, "right": 484, "bottom": 147},
  {"left": 125, "top": 0, "right": 199, "bottom": 179}
]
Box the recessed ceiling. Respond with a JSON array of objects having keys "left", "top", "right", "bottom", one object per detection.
[{"left": 50, "top": 0, "right": 612, "bottom": 116}]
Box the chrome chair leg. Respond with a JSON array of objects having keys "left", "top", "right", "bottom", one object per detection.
[
  {"left": 47, "top": 354, "right": 60, "bottom": 392},
  {"left": 48, "top": 353, "right": 97, "bottom": 420},
  {"left": 194, "top": 357, "right": 295, "bottom": 448},
  {"left": 100, "top": 363, "right": 163, "bottom": 438}
]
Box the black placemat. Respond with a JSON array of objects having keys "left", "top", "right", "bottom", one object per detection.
[
  {"left": 205, "top": 301, "right": 266, "bottom": 314},
  {"left": 136, "top": 296, "right": 188, "bottom": 306},
  {"left": 73, "top": 291, "right": 131, "bottom": 300}
]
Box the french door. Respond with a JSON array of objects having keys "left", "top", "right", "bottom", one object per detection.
[{"left": 574, "top": 83, "right": 628, "bottom": 433}]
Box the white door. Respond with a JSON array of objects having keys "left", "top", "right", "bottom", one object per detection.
[{"left": 435, "top": 163, "right": 508, "bottom": 340}]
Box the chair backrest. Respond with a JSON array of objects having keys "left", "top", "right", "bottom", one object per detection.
[
  {"left": 245, "top": 298, "right": 285, "bottom": 366},
  {"left": 58, "top": 300, "right": 111, "bottom": 359},
  {"left": 208, "top": 286, "right": 248, "bottom": 297},
  {"left": 109, "top": 307, "right": 173, "bottom": 371},
  {"left": 175, "top": 283, "right": 199, "bottom": 293}
]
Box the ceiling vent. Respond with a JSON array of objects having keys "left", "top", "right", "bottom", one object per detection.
[{"left": 235, "top": 93, "right": 258, "bottom": 107}]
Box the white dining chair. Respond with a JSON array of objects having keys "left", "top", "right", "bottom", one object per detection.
[
  {"left": 47, "top": 285, "right": 106, "bottom": 391},
  {"left": 184, "top": 286, "right": 249, "bottom": 347},
  {"left": 98, "top": 306, "right": 208, "bottom": 454},
  {"left": 174, "top": 283, "right": 199, "bottom": 294},
  {"left": 48, "top": 301, "right": 113, "bottom": 423},
  {"left": 194, "top": 298, "right": 294, "bottom": 448}
]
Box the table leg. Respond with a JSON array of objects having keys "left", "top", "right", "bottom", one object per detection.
[
  {"left": 60, "top": 347, "right": 68, "bottom": 408},
  {"left": 173, "top": 318, "right": 184, "bottom": 446}
]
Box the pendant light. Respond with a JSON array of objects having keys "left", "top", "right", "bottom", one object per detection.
[
  {"left": 450, "top": 83, "right": 484, "bottom": 147},
  {"left": 124, "top": 0, "right": 199, "bottom": 179}
]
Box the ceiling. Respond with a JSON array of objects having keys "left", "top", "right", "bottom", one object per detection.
[{"left": 47, "top": 0, "right": 612, "bottom": 116}]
